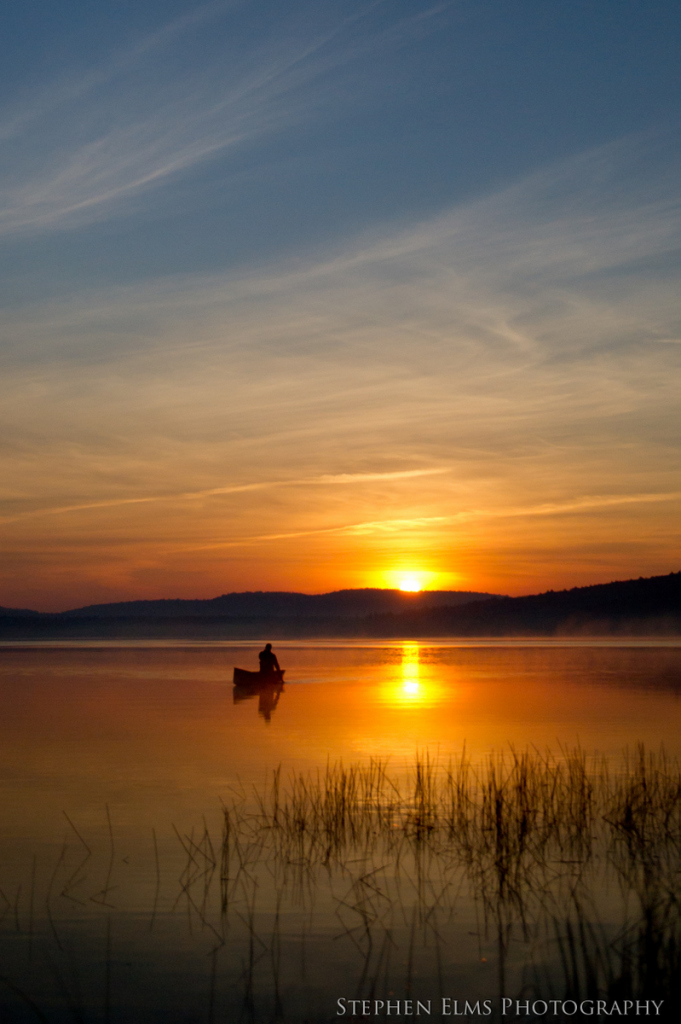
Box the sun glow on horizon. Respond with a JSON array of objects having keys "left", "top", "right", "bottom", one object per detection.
[
  {"left": 373, "top": 568, "right": 455, "bottom": 593},
  {"left": 398, "top": 576, "right": 423, "bottom": 592}
]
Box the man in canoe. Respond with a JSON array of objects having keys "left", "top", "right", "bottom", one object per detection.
[{"left": 258, "top": 642, "right": 281, "bottom": 675}]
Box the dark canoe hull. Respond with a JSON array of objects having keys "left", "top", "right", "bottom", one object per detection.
[{"left": 233, "top": 667, "right": 285, "bottom": 685}]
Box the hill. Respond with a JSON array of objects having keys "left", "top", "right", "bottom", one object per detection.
[
  {"left": 0, "top": 588, "right": 493, "bottom": 639},
  {"left": 362, "top": 572, "right": 681, "bottom": 637},
  {"left": 1, "top": 574, "right": 679, "bottom": 638},
  {"left": 58, "top": 589, "right": 493, "bottom": 619}
]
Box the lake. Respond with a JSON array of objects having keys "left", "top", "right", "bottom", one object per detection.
[{"left": 1, "top": 641, "right": 680, "bottom": 1022}]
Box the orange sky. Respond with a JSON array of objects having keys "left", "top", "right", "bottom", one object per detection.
[
  {"left": 1, "top": 451, "right": 679, "bottom": 610},
  {"left": 1, "top": 10, "right": 680, "bottom": 612},
  {"left": 2, "top": 191, "right": 680, "bottom": 612}
]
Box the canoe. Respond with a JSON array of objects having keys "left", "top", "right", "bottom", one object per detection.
[{"left": 233, "top": 667, "right": 285, "bottom": 685}]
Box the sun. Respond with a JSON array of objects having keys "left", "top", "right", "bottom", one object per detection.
[{"left": 399, "top": 576, "right": 422, "bottom": 593}]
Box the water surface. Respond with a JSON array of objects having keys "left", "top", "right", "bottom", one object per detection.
[{"left": 0, "top": 642, "right": 679, "bottom": 1021}]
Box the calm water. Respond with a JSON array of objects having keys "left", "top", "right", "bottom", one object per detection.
[{"left": 1, "top": 642, "right": 680, "bottom": 1022}]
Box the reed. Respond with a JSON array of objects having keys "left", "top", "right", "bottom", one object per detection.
[
  {"left": 220, "top": 747, "right": 681, "bottom": 887},
  {"left": 3, "top": 747, "right": 680, "bottom": 1022},
  {"left": 206, "top": 747, "right": 681, "bottom": 1020}
]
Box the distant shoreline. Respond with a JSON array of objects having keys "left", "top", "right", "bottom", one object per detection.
[
  {"left": 2, "top": 637, "right": 681, "bottom": 649},
  {"left": 1, "top": 572, "right": 680, "bottom": 640}
]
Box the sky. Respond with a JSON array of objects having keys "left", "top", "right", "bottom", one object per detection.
[{"left": 1, "top": 0, "right": 680, "bottom": 611}]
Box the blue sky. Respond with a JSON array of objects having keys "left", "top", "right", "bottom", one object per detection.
[{"left": 1, "top": 0, "right": 680, "bottom": 608}]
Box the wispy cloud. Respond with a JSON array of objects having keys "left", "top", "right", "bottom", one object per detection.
[
  {"left": 0, "top": 3, "right": 229, "bottom": 144},
  {"left": 141, "top": 491, "right": 681, "bottom": 554},
  {"left": 0, "top": 469, "right": 447, "bottom": 525},
  {"left": 2, "top": 136, "right": 680, "bottom": 502},
  {"left": 1, "top": 131, "right": 680, "bottom": 602},
  {"left": 0, "top": 4, "right": 387, "bottom": 232},
  {"left": 0, "top": 2, "right": 434, "bottom": 235}
]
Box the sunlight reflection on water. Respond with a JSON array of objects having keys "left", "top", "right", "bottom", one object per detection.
[{"left": 377, "top": 641, "right": 450, "bottom": 708}]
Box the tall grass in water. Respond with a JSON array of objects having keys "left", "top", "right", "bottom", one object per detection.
[
  {"left": 2, "top": 747, "right": 680, "bottom": 1021},
  {"left": 217, "top": 747, "right": 681, "bottom": 925},
  {"left": 217, "top": 747, "right": 681, "bottom": 1015},
  {"left": 225, "top": 746, "right": 681, "bottom": 892}
]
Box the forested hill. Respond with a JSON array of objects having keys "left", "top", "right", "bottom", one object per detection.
[
  {"left": 1, "top": 574, "right": 679, "bottom": 637},
  {"left": 0, "top": 588, "right": 493, "bottom": 638},
  {"left": 362, "top": 571, "right": 681, "bottom": 637},
  {"left": 57, "top": 588, "right": 493, "bottom": 619}
]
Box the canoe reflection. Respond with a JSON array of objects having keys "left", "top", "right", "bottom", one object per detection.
[{"left": 233, "top": 676, "right": 285, "bottom": 723}]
